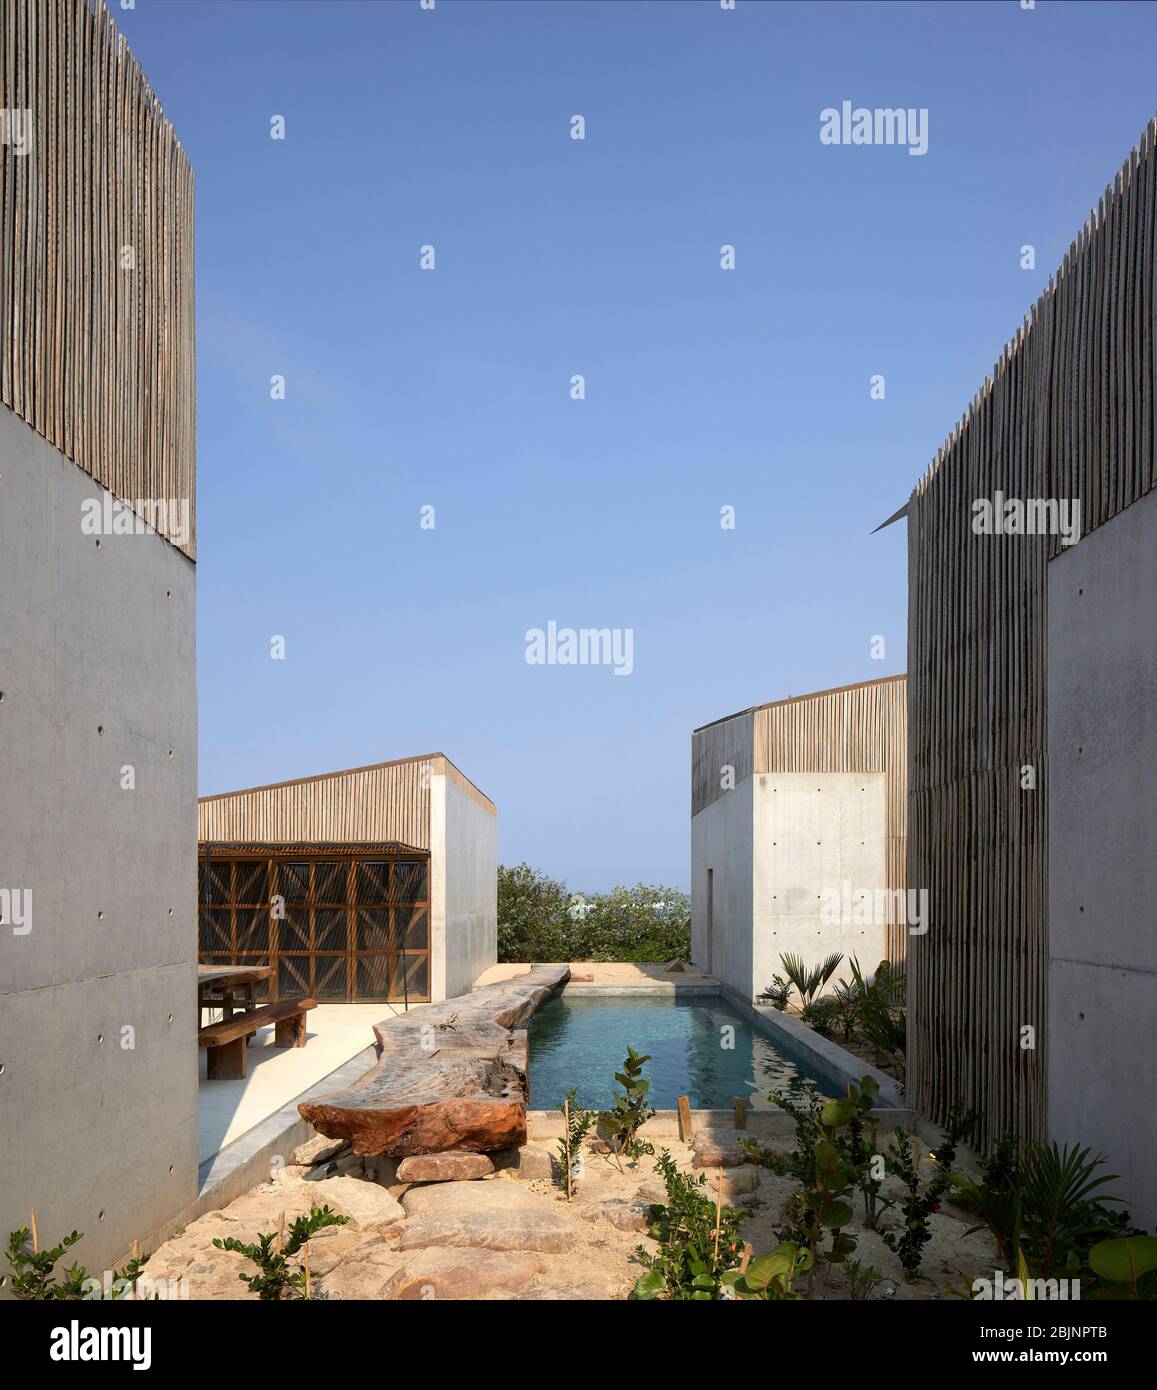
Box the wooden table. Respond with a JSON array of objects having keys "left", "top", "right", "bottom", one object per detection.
[{"left": 197, "top": 964, "right": 273, "bottom": 1026}]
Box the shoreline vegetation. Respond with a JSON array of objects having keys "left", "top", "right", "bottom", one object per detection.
[{"left": 497, "top": 863, "right": 690, "bottom": 964}]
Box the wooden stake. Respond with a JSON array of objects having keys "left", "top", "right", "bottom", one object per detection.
[
  {"left": 563, "top": 1097, "right": 572, "bottom": 1200},
  {"left": 304, "top": 1241, "right": 311, "bottom": 1300},
  {"left": 733, "top": 1097, "right": 748, "bottom": 1131},
  {"left": 677, "top": 1095, "right": 693, "bottom": 1142},
  {"left": 277, "top": 1211, "right": 285, "bottom": 1254},
  {"left": 29, "top": 1208, "right": 38, "bottom": 1254},
  {"left": 713, "top": 1166, "right": 723, "bottom": 1265}
]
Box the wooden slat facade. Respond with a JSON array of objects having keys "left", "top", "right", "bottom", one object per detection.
[
  {"left": 197, "top": 753, "right": 494, "bottom": 847},
  {"left": 1, "top": 0, "right": 196, "bottom": 558},
  {"left": 906, "top": 116, "right": 1157, "bottom": 1150}
]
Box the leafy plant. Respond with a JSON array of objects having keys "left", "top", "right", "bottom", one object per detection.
[
  {"left": 557, "top": 1087, "right": 595, "bottom": 1196},
  {"left": 780, "top": 951, "right": 844, "bottom": 1008},
  {"left": 880, "top": 1108, "right": 971, "bottom": 1282},
  {"left": 827, "top": 979, "right": 862, "bottom": 1041},
  {"left": 6, "top": 1225, "right": 149, "bottom": 1300},
  {"left": 598, "top": 1045, "right": 656, "bottom": 1167},
  {"left": 845, "top": 957, "right": 906, "bottom": 1074},
  {"left": 799, "top": 997, "right": 838, "bottom": 1038},
  {"left": 740, "top": 1077, "right": 860, "bottom": 1296},
  {"left": 1087, "top": 1236, "right": 1157, "bottom": 1299},
  {"left": 212, "top": 1205, "right": 348, "bottom": 1300},
  {"left": 951, "top": 1138, "right": 1127, "bottom": 1284},
  {"left": 721, "top": 1242, "right": 810, "bottom": 1300},
  {"left": 757, "top": 973, "right": 792, "bottom": 1011},
  {"left": 842, "top": 1255, "right": 885, "bottom": 1300},
  {"left": 859, "top": 1007, "right": 907, "bottom": 1072},
  {"left": 841, "top": 1075, "right": 890, "bottom": 1230},
  {"left": 633, "top": 1150, "right": 745, "bottom": 1300},
  {"left": 496, "top": 865, "right": 691, "bottom": 963}
]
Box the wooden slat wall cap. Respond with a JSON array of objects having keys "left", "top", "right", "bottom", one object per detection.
[
  {"left": 1, "top": 0, "right": 195, "bottom": 559},
  {"left": 198, "top": 759, "right": 435, "bottom": 850},
  {"left": 196, "top": 753, "right": 494, "bottom": 848},
  {"left": 906, "top": 114, "right": 1157, "bottom": 1152}
]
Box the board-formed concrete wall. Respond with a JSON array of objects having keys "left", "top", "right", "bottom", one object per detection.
[
  {"left": 691, "top": 775, "right": 755, "bottom": 999},
  {"left": 752, "top": 772, "right": 888, "bottom": 1001},
  {"left": 0, "top": 409, "right": 198, "bottom": 1274},
  {"left": 1047, "top": 487, "right": 1157, "bottom": 1228}
]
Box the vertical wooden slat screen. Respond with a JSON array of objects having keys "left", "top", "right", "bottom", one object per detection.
[
  {"left": 906, "top": 116, "right": 1157, "bottom": 1151},
  {"left": 1, "top": 0, "right": 195, "bottom": 558},
  {"left": 197, "top": 753, "right": 495, "bottom": 847}
]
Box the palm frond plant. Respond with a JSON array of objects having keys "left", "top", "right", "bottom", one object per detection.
[
  {"left": 951, "top": 1138, "right": 1127, "bottom": 1283},
  {"left": 779, "top": 951, "right": 844, "bottom": 1008},
  {"left": 757, "top": 973, "right": 792, "bottom": 1011}
]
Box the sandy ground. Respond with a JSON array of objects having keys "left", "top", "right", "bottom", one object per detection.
[{"left": 142, "top": 1132, "right": 998, "bottom": 1301}]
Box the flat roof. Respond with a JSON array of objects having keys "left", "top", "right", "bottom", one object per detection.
[{"left": 693, "top": 673, "right": 907, "bottom": 734}]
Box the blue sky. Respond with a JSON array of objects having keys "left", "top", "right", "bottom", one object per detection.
[{"left": 120, "top": 0, "right": 1157, "bottom": 890}]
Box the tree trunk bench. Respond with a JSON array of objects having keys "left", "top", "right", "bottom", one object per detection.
[
  {"left": 199, "top": 998, "right": 317, "bottom": 1080},
  {"left": 299, "top": 964, "right": 569, "bottom": 1155}
]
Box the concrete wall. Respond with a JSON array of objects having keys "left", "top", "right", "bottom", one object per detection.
[
  {"left": 1047, "top": 487, "right": 1157, "bottom": 1227},
  {"left": 430, "top": 772, "right": 497, "bottom": 1002},
  {"left": 0, "top": 409, "right": 198, "bottom": 1274},
  {"left": 753, "top": 772, "right": 888, "bottom": 1000},
  {"left": 690, "top": 777, "right": 754, "bottom": 999}
]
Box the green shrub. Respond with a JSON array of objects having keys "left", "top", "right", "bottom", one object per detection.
[
  {"left": 497, "top": 865, "right": 690, "bottom": 963},
  {"left": 6, "top": 1225, "right": 149, "bottom": 1300},
  {"left": 633, "top": 1150, "right": 745, "bottom": 1300},
  {"left": 212, "top": 1205, "right": 348, "bottom": 1300}
]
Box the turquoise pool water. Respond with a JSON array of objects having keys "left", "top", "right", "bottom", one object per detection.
[{"left": 527, "top": 992, "right": 830, "bottom": 1111}]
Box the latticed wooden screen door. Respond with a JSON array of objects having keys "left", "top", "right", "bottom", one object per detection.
[{"left": 198, "top": 849, "right": 431, "bottom": 1002}]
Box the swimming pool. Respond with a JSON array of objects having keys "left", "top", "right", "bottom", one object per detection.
[{"left": 527, "top": 992, "right": 830, "bottom": 1111}]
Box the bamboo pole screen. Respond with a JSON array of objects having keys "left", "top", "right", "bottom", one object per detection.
[
  {"left": 1, "top": 0, "right": 196, "bottom": 558},
  {"left": 197, "top": 753, "right": 495, "bottom": 848},
  {"left": 906, "top": 116, "right": 1157, "bottom": 1150}
]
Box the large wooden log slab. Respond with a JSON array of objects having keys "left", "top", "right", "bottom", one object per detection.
[{"left": 299, "top": 964, "right": 569, "bottom": 1156}]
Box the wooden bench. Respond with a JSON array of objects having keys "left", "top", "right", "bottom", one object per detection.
[{"left": 199, "top": 998, "right": 317, "bottom": 1080}]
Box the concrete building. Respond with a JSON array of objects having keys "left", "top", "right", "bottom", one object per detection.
[
  {"left": 896, "top": 117, "right": 1157, "bottom": 1221},
  {"left": 0, "top": 1, "right": 198, "bottom": 1274},
  {"left": 691, "top": 676, "right": 907, "bottom": 1005},
  {"left": 197, "top": 755, "right": 497, "bottom": 1005}
]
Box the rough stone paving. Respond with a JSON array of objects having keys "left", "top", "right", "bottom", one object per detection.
[{"left": 141, "top": 1130, "right": 1000, "bottom": 1301}]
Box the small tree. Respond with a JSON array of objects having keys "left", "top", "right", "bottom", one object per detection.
[
  {"left": 212, "top": 1206, "right": 348, "bottom": 1300},
  {"left": 597, "top": 1045, "right": 656, "bottom": 1169},
  {"left": 557, "top": 1087, "right": 595, "bottom": 1197}
]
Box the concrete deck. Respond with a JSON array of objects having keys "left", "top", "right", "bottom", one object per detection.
[
  {"left": 197, "top": 1003, "right": 392, "bottom": 1163},
  {"left": 476, "top": 960, "right": 713, "bottom": 986}
]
